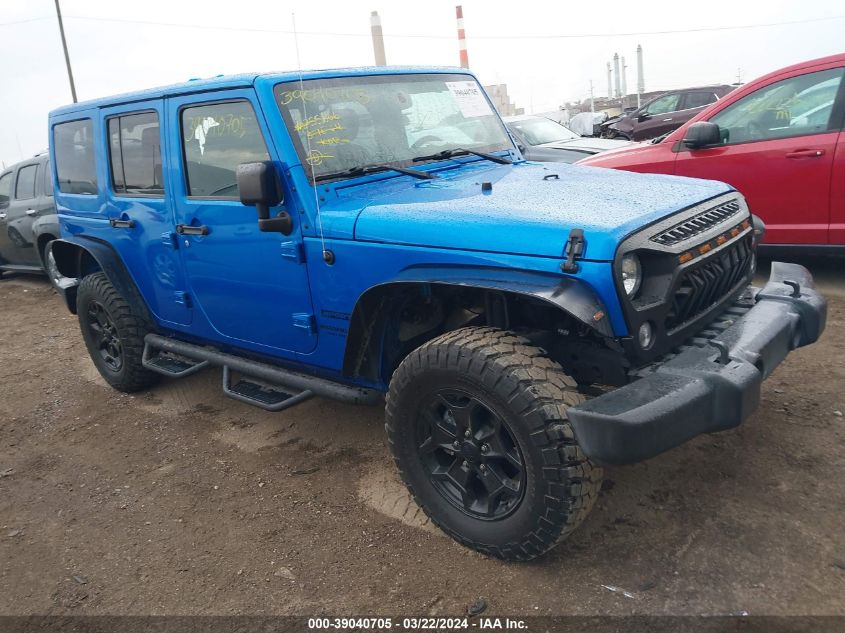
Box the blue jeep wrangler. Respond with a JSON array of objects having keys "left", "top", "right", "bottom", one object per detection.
[{"left": 47, "top": 67, "right": 826, "bottom": 560}]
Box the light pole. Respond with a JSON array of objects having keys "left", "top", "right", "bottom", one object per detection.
[{"left": 54, "top": 0, "right": 77, "bottom": 103}]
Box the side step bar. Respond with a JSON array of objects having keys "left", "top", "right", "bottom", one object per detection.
[
  {"left": 143, "top": 334, "right": 381, "bottom": 407},
  {"left": 223, "top": 366, "right": 314, "bottom": 412}
]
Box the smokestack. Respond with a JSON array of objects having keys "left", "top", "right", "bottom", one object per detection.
[
  {"left": 456, "top": 5, "right": 469, "bottom": 68},
  {"left": 621, "top": 56, "right": 628, "bottom": 98},
  {"left": 613, "top": 53, "right": 621, "bottom": 98},
  {"left": 607, "top": 62, "right": 612, "bottom": 98},
  {"left": 370, "top": 11, "right": 386, "bottom": 66},
  {"left": 636, "top": 44, "right": 645, "bottom": 95}
]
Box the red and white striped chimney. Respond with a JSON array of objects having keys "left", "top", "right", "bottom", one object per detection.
[{"left": 456, "top": 5, "right": 469, "bottom": 68}]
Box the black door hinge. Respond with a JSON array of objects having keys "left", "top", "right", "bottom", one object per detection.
[{"left": 561, "top": 228, "right": 585, "bottom": 273}]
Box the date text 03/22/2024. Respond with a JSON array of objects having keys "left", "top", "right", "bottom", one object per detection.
[{"left": 306, "top": 617, "right": 528, "bottom": 630}]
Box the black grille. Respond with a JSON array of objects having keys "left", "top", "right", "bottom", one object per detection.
[
  {"left": 651, "top": 200, "right": 742, "bottom": 246},
  {"left": 665, "top": 236, "right": 752, "bottom": 331}
]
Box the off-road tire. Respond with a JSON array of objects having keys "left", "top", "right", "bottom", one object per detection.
[
  {"left": 385, "top": 327, "right": 602, "bottom": 560},
  {"left": 77, "top": 272, "right": 160, "bottom": 393}
]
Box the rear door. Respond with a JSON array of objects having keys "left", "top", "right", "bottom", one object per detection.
[
  {"left": 100, "top": 100, "right": 193, "bottom": 326},
  {"left": 4, "top": 161, "right": 42, "bottom": 266},
  {"left": 166, "top": 89, "right": 316, "bottom": 354},
  {"left": 675, "top": 67, "right": 844, "bottom": 245}
]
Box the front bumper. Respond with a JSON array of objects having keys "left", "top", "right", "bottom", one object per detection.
[{"left": 568, "top": 262, "right": 826, "bottom": 465}]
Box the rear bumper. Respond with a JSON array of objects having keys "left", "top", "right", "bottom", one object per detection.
[{"left": 568, "top": 262, "right": 826, "bottom": 465}]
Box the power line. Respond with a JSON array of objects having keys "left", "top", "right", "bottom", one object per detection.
[
  {"left": 0, "top": 16, "right": 51, "bottom": 27},
  {"left": 58, "top": 13, "right": 845, "bottom": 40}
]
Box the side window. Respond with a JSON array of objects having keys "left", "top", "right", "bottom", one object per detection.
[
  {"left": 108, "top": 111, "right": 164, "bottom": 196},
  {"left": 645, "top": 94, "right": 680, "bottom": 115},
  {"left": 0, "top": 172, "right": 11, "bottom": 207},
  {"left": 15, "top": 164, "right": 38, "bottom": 200},
  {"left": 710, "top": 68, "right": 844, "bottom": 145},
  {"left": 53, "top": 119, "right": 98, "bottom": 194},
  {"left": 682, "top": 92, "right": 718, "bottom": 110},
  {"left": 180, "top": 101, "right": 270, "bottom": 198}
]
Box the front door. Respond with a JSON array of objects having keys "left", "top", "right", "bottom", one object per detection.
[
  {"left": 634, "top": 92, "right": 682, "bottom": 140},
  {"left": 675, "top": 67, "right": 844, "bottom": 245},
  {"left": 166, "top": 90, "right": 316, "bottom": 355}
]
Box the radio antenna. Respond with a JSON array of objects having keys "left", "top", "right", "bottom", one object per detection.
[{"left": 292, "top": 12, "right": 330, "bottom": 264}]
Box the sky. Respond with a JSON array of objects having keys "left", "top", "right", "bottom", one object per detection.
[{"left": 0, "top": 0, "right": 843, "bottom": 166}]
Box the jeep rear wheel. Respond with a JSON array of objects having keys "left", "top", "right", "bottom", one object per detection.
[
  {"left": 386, "top": 327, "right": 602, "bottom": 561},
  {"left": 77, "top": 272, "right": 160, "bottom": 393}
]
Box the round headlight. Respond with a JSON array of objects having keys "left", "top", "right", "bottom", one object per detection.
[{"left": 621, "top": 253, "right": 642, "bottom": 297}]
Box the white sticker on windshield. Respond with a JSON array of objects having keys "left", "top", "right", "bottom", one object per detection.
[{"left": 446, "top": 81, "right": 493, "bottom": 118}]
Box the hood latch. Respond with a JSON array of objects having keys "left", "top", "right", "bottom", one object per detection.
[{"left": 561, "top": 228, "right": 585, "bottom": 273}]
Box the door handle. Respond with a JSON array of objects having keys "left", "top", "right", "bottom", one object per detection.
[
  {"left": 786, "top": 149, "right": 825, "bottom": 159},
  {"left": 109, "top": 218, "right": 136, "bottom": 229},
  {"left": 175, "top": 224, "right": 209, "bottom": 236},
  {"left": 662, "top": 118, "right": 673, "bottom": 122},
  {"left": 26, "top": 209, "right": 37, "bottom": 217}
]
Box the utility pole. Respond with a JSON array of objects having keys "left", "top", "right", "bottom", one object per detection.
[
  {"left": 589, "top": 81, "right": 595, "bottom": 113},
  {"left": 736, "top": 68, "right": 742, "bottom": 84},
  {"left": 54, "top": 0, "right": 77, "bottom": 103},
  {"left": 370, "top": 11, "right": 386, "bottom": 66}
]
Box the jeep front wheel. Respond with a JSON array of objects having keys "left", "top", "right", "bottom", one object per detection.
[
  {"left": 386, "top": 327, "right": 602, "bottom": 560},
  {"left": 77, "top": 272, "right": 160, "bottom": 393}
]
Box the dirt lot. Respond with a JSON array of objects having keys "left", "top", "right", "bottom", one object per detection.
[{"left": 1, "top": 257, "right": 844, "bottom": 617}]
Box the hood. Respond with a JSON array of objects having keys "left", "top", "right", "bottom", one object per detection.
[
  {"left": 537, "top": 137, "right": 635, "bottom": 153},
  {"left": 322, "top": 160, "right": 733, "bottom": 262}
]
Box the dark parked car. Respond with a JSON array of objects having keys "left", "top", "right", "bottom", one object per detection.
[
  {"left": 0, "top": 153, "right": 61, "bottom": 280},
  {"left": 602, "top": 85, "right": 735, "bottom": 141},
  {"left": 504, "top": 115, "right": 632, "bottom": 162}
]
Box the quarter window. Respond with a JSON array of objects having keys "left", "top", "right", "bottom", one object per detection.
[
  {"left": 180, "top": 101, "right": 270, "bottom": 198},
  {"left": 108, "top": 111, "right": 164, "bottom": 196},
  {"left": 709, "top": 68, "right": 844, "bottom": 145},
  {"left": 53, "top": 119, "right": 98, "bottom": 194},
  {"left": 15, "top": 164, "right": 38, "bottom": 200}
]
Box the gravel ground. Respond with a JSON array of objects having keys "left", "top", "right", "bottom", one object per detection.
[{"left": 0, "top": 257, "right": 843, "bottom": 616}]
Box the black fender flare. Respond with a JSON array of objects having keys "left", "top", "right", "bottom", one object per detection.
[
  {"left": 342, "top": 265, "right": 614, "bottom": 380},
  {"left": 49, "top": 236, "right": 153, "bottom": 323}
]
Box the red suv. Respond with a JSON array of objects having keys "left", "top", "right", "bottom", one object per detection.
[{"left": 578, "top": 54, "right": 845, "bottom": 249}]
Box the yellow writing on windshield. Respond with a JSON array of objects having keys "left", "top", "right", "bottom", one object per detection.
[
  {"left": 279, "top": 86, "right": 370, "bottom": 106},
  {"left": 306, "top": 150, "right": 335, "bottom": 166},
  {"left": 307, "top": 123, "right": 345, "bottom": 139},
  {"left": 315, "top": 137, "right": 351, "bottom": 146},
  {"left": 295, "top": 112, "right": 341, "bottom": 132}
]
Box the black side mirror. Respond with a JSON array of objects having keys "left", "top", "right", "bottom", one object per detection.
[
  {"left": 638, "top": 112, "right": 651, "bottom": 121},
  {"left": 0, "top": 194, "right": 8, "bottom": 208},
  {"left": 236, "top": 161, "right": 292, "bottom": 235},
  {"left": 683, "top": 121, "right": 722, "bottom": 149}
]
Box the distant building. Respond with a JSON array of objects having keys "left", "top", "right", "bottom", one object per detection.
[{"left": 484, "top": 84, "right": 523, "bottom": 117}]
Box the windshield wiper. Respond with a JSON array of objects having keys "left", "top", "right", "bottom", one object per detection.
[
  {"left": 314, "top": 163, "right": 436, "bottom": 183},
  {"left": 412, "top": 147, "right": 512, "bottom": 165}
]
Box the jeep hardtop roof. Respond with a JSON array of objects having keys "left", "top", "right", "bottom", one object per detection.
[{"left": 49, "top": 66, "right": 472, "bottom": 116}]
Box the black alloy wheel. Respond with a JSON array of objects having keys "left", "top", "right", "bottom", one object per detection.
[
  {"left": 417, "top": 388, "right": 524, "bottom": 520},
  {"left": 86, "top": 300, "right": 123, "bottom": 371}
]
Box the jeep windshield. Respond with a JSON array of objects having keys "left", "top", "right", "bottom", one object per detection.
[{"left": 274, "top": 73, "right": 512, "bottom": 182}]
